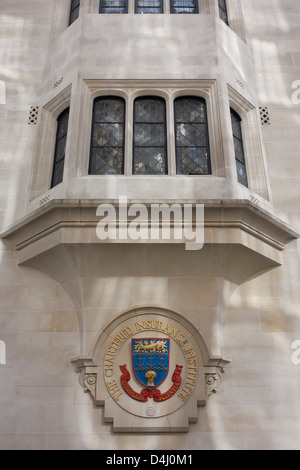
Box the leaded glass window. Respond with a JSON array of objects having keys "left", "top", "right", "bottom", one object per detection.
[
  {"left": 135, "top": 0, "right": 163, "bottom": 13},
  {"left": 230, "top": 109, "right": 248, "bottom": 187},
  {"left": 89, "top": 97, "right": 125, "bottom": 175},
  {"left": 69, "top": 0, "right": 80, "bottom": 26},
  {"left": 133, "top": 97, "right": 167, "bottom": 175},
  {"left": 51, "top": 108, "right": 70, "bottom": 188},
  {"left": 170, "top": 0, "right": 199, "bottom": 14},
  {"left": 218, "top": 0, "right": 229, "bottom": 25},
  {"left": 174, "top": 97, "right": 211, "bottom": 175},
  {"left": 100, "top": 0, "right": 128, "bottom": 13}
]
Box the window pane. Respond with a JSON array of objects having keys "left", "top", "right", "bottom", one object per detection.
[
  {"left": 231, "top": 111, "right": 243, "bottom": 140},
  {"left": 135, "top": 0, "right": 163, "bottom": 13},
  {"left": 100, "top": 0, "right": 128, "bottom": 13},
  {"left": 175, "top": 97, "right": 211, "bottom": 175},
  {"left": 90, "top": 147, "right": 124, "bottom": 174},
  {"left": 176, "top": 147, "right": 210, "bottom": 175},
  {"left": 236, "top": 161, "right": 248, "bottom": 187},
  {"left": 176, "top": 123, "right": 207, "bottom": 147},
  {"left": 230, "top": 108, "right": 248, "bottom": 187},
  {"left": 233, "top": 136, "right": 245, "bottom": 164},
  {"left": 218, "top": 0, "right": 229, "bottom": 25},
  {"left": 51, "top": 108, "right": 69, "bottom": 188},
  {"left": 89, "top": 97, "right": 125, "bottom": 175},
  {"left": 175, "top": 98, "right": 206, "bottom": 123},
  {"left": 51, "top": 160, "right": 65, "bottom": 187},
  {"left": 170, "top": 0, "right": 199, "bottom": 14},
  {"left": 134, "top": 123, "right": 165, "bottom": 146},
  {"left": 69, "top": 0, "right": 80, "bottom": 26},
  {"left": 54, "top": 135, "right": 67, "bottom": 164},
  {"left": 133, "top": 97, "right": 167, "bottom": 175},
  {"left": 134, "top": 148, "right": 167, "bottom": 175}
]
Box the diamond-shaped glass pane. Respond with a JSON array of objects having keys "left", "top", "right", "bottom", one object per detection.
[
  {"left": 52, "top": 160, "right": 64, "bottom": 187},
  {"left": 56, "top": 109, "right": 69, "bottom": 140},
  {"left": 54, "top": 135, "right": 67, "bottom": 164},
  {"left": 231, "top": 110, "right": 242, "bottom": 140},
  {"left": 133, "top": 97, "right": 167, "bottom": 175},
  {"left": 176, "top": 123, "right": 207, "bottom": 147},
  {"left": 51, "top": 109, "right": 69, "bottom": 188},
  {"left": 135, "top": 98, "right": 165, "bottom": 123},
  {"left": 236, "top": 161, "right": 248, "bottom": 187},
  {"left": 89, "top": 98, "right": 125, "bottom": 174},
  {"left": 134, "top": 123, "right": 165, "bottom": 146},
  {"left": 92, "top": 123, "right": 124, "bottom": 148},
  {"left": 175, "top": 98, "right": 206, "bottom": 123},
  {"left": 170, "top": 0, "right": 198, "bottom": 13},
  {"left": 136, "top": 0, "right": 162, "bottom": 12},
  {"left": 93, "top": 98, "right": 125, "bottom": 123},
  {"left": 90, "top": 147, "right": 124, "bottom": 175},
  {"left": 233, "top": 136, "right": 245, "bottom": 164},
  {"left": 100, "top": 0, "right": 128, "bottom": 13},
  {"left": 176, "top": 147, "right": 210, "bottom": 175},
  {"left": 134, "top": 147, "right": 167, "bottom": 175},
  {"left": 175, "top": 97, "right": 210, "bottom": 174}
]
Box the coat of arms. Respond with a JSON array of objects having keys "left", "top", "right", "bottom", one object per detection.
[{"left": 119, "top": 338, "right": 183, "bottom": 402}]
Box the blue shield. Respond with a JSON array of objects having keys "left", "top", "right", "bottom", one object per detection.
[{"left": 132, "top": 338, "right": 170, "bottom": 390}]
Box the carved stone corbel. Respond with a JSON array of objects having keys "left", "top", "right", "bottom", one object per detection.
[
  {"left": 79, "top": 370, "right": 97, "bottom": 400},
  {"left": 205, "top": 368, "right": 225, "bottom": 396}
]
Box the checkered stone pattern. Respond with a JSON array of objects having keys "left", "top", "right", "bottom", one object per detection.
[
  {"left": 28, "top": 106, "right": 39, "bottom": 125},
  {"left": 175, "top": 97, "right": 211, "bottom": 175},
  {"left": 259, "top": 107, "right": 270, "bottom": 126}
]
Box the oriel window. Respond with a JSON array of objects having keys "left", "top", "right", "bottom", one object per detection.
[
  {"left": 170, "top": 0, "right": 199, "bottom": 14},
  {"left": 99, "top": 0, "right": 128, "bottom": 13},
  {"left": 133, "top": 97, "right": 167, "bottom": 175},
  {"left": 69, "top": 0, "right": 80, "bottom": 26},
  {"left": 174, "top": 97, "right": 211, "bottom": 175},
  {"left": 230, "top": 109, "right": 248, "bottom": 187},
  {"left": 89, "top": 97, "right": 125, "bottom": 175},
  {"left": 51, "top": 108, "right": 70, "bottom": 188}
]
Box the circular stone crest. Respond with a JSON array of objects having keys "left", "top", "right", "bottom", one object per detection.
[{"left": 101, "top": 312, "right": 201, "bottom": 418}]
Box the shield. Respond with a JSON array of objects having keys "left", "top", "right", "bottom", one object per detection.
[{"left": 132, "top": 338, "right": 170, "bottom": 390}]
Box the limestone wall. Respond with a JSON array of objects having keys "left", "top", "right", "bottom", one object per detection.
[{"left": 0, "top": 0, "right": 299, "bottom": 450}]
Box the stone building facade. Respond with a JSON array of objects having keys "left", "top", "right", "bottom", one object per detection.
[{"left": 0, "top": 0, "right": 300, "bottom": 450}]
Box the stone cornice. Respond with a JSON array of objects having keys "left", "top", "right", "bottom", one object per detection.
[{"left": 1, "top": 199, "right": 298, "bottom": 257}]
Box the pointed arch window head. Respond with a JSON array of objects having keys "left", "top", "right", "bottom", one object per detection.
[
  {"left": 174, "top": 97, "right": 211, "bottom": 175},
  {"left": 230, "top": 108, "right": 248, "bottom": 187},
  {"left": 69, "top": 0, "right": 80, "bottom": 26},
  {"left": 218, "top": 0, "right": 229, "bottom": 25},
  {"left": 51, "top": 108, "right": 70, "bottom": 188},
  {"left": 133, "top": 97, "right": 168, "bottom": 175},
  {"left": 89, "top": 97, "right": 125, "bottom": 175},
  {"left": 100, "top": 0, "right": 128, "bottom": 13},
  {"left": 170, "top": 0, "right": 199, "bottom": 14}
]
